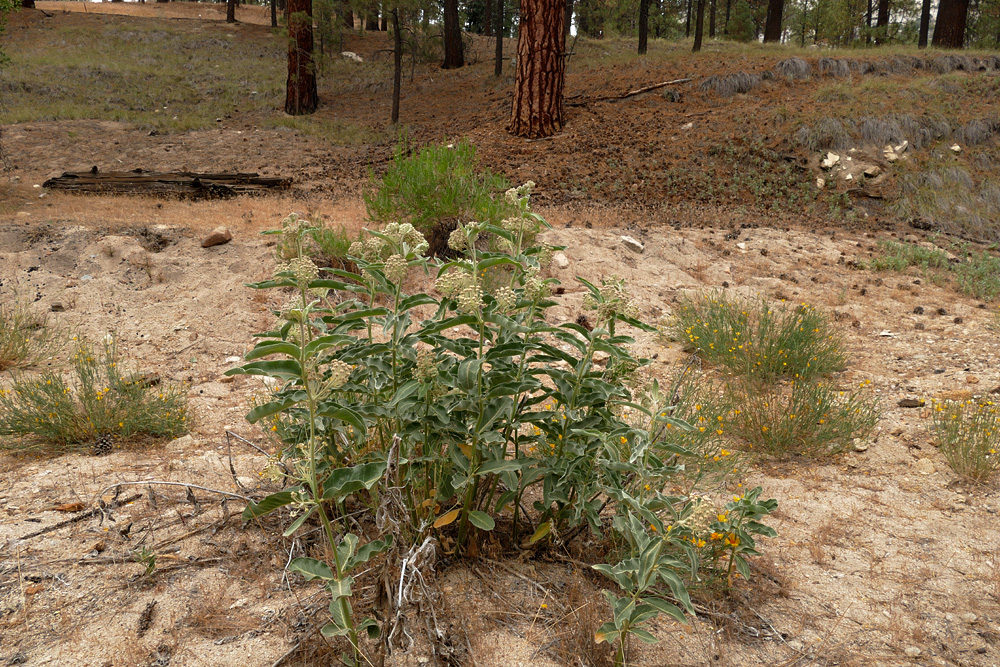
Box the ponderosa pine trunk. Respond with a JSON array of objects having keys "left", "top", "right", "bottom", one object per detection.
[
  {"left": 685, "top": 0, "right": 692, "bottom": 36},
  {"left": 509, "top": 0, "right": 566, "bottom": 138},
  {"left": 494, "top": 0, "right": 504, "bottom": 77},
  {"left": 692, "top": 0, "right": 705, "bottom": 50},
  {"left": 918, "top": 0, "right": 931, "bottom": 46},
  {"left": 485, "top": 0, "right": 494, "bottom": 35},
  {"left": 932, "top": 0, "right": 969, "bottom": 47},
  {"left": 709, "top": 0, "right": 716, "bottom": 37},
  {"left": 227, "top": 0, "right": 237, "bottom": 23},
  {"left": 22, "top": 0, "right": 35, "bottom": 8},
  {"left": 285, "top": 0, "right": 318, "bottom": 115},
  {"left": 875, "top": 0, "right": 889, "bottom": 43},
  {"left": 762, "top": 0, "right": 783, "bottom": 42},
  {"left": 638, "top": 0, "right": 650, "bottom": 53},
  {"left": 564, "top": 0, "right": 574, "bottom": 36},
  {"left": 270, "top": 0, "right": 277, "bottom": 26},
  {"left": 442, "top": 0, "right": 465, "bottom": 68},
  {"left": 392, "top": 7, "right": 401, "bottom": 123}
]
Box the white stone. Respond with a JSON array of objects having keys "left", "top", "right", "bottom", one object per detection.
[
  {"left": 904, "top": 647, "right": 922, "bottom": 658},
  {"left": 914, "top": 458, "right": 936, "bottom": 475},
  {"left": 844, "top": 173, "right": 853, "bottom": 181},
  {"left": 950, "top": 144, "right": 961, "bottom": 153},
  {"left": 864, "top": 166, "right": 881, "bottom": 177},
  {"left": 680, "top": 122, "right": 694, "bottom": 130},
  {"left": 341, "top": 51, "right": 364, "bottom": 63},
  {"left": 894, "top": 141, "right": 909, "bottom": 154},
  {"left": 816, "top": 177, "right": 825, "bottom": 189},
  {"left": 821, "top": 152, "right": 840, "bottom": 169},
  {"left": 620, "top": 235, "right": 645, "bottom": 253},
  {"left": 553, "top": 252, "right": 570, "bottom": 269}
]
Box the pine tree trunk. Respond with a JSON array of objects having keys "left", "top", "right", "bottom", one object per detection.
[
  {"left": 932, "top": 0, "right": 969, "bottom": 47},
  {"left": 227, "top": 0, "right": 237, "bottom": 23},
  {"left": 762, "top": 0, "right": 783, "bottom": 42},
  {"left": 724, "top": 0, "right": 731, "bottom": 33},
  {"left": 285, "top": 0, "right": 319, "bottom": 115},
  {"left": 22, "top": 0, "right": 36, "bottom": 8},
  {"left": 692, "top": 0, "right": 705, "bottom": 50},
  {"left": 638, "top": 0, "right": 650, "bottom": 53},
  {"left": 918, "top": 0, "right": 931, "bottom": 46},
  {"left": 564, "top": 0, "right": 574, "bottom": 36},
  {"left": 343, "top": 8, "right": 354, "bottom": 28},
  {"left": 875, "top": 0, "right": 889, "bottom": 43},
  {"left": 485, "top": 0, "right": 494, "bottom": 36},
  {"left": 271, "top": 0, "right": 277, "bottom": 27},
  {"left": 381, "top": 12, "right": 387, "bottom": 30},
  {"left": 442, "top": 0, "right": 465, "bottom": 68},
  {"left": 509, "top": 0, "right": 567, "bottom": 138},
  {"left": 495, "top": 0, "right": 504, "bottom": 77},
  {"left": 366, "top": 8, "right": 379, "bottom": 30},
  {"left": 392, "top": 7, "right": 401, "bottom": 123},
  {"left": 709, "top": 0, "right": 716, "bottom": 37},
  {"left": 685, "top": 0, "right": 692, "bottom": 36}
]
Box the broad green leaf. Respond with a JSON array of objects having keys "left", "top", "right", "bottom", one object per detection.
[
  {"left": 468, "top": 511, "right": 495, "bottom": 531},
  {"left": 320, "top": 621, "right": 350, "bottom": 638},
  {"left": 457, "top": 358, "right": 482, "bottom": 391},
  {"left": 594, "top": 622, "right": 619, "bottom": 644},
  {"left": 638, "top": 538, "right": 665, "bottom": 589},
  {"left": 321, "top": 461, "right": 386, "bottom": 501},
  {"left": 282, "top": 506, "right": 316, "bottom": 537},
  {"left": 314, "top": 404, "right": 367, "bottom": 436},
  {"left": 358, "top": 617, "right": 381, "bottom": 640},
  {"left": 629, "top": 627, "right": 659, "bottom": 644},
  {"left": 245, "top": 391, "right": 308, "bottom": 423},
  {"left": 242, "top": 341, "right": 302, "bottom": 360},
  {"left": 328, "top": 575, "right": 355, "bottom": 599},
  {"left": 242, "top": 489, "right": 296, "bottom": 520},
  {"left": 476, "top": 459, "right": 525, "bottom": 475},
  {"left": 237, "top": 359, "right": 303, "bottom": 380},
  {"left": 646, "top": 597, "right": 689, "bottom": 624},
  {"left": 336, "top": 534, "right": 359, "bottom": 569},
  {"left": 347, "top": 536, "right": 393, "bottom": 571},
  {"left": 289, "top": 557, "right": 335, "bottom": 581},
  {"left": 526, "top": 521, "right": 551, "bottom": 545}
]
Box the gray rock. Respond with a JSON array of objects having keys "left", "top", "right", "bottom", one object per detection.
[{"left": 621, "top": 236, "right": 645, "bottom": 253}]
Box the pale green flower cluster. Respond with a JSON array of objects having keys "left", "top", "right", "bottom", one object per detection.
[
  {"left": 457, "top": 284, "right": 484, "bottom": 315},
  {"left": 448, "top": 226, "right": 468, "bottom": 252},
  {"left": 435, "top": 269, "right": 473, "bottom": 298},
  {"left": 584, "top": 276, "right": 639, "bottom": 322},
  {"left": 384, "top": 254, "right": 408, "bottom": 284},
  {"left": 504, "top": 181, "right": 536, "bottom": 205},
  {"left": 381, "top": 222, "right": 429, "bottom": 255},
  {"left": 684, "top": 497, "right": 719, "bottom": 536},
  {"left": 326, "top": 359, "right": 354, "bottom": 390},
  {"left": 523, "top": 267, "right": 548, "bottom": 301},
  {"left": 289, "top": 256, "right": 319, "bottom": 287},
  {"left": 414, "top": 347, "right": 436, "bottom": 383},
  {"left": 348, "top": 236, "right": 387, "bottom": 262},
  {"left": 280, "top": 212, "right": 305, "bottom": 238},
  {"left": 493, "top": 286, "right": 516, "bottom": 313}
]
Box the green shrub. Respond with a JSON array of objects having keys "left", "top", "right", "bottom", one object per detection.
[
  {"left": 726, "top": 377, "right": 880, "bottom": 458},
  {"left": 931, "top": 398, "right": 1000, "bottom": 482},
  {"left": 866, "top": 239, "right": 950, "bottom": 272},
  {"left": 0, "top": 339, "right": 187, "bottom": 452},
  {"left": 230, "top": 200, "right": 777, "bottom": 664},
  {"left": 671, "top": 292, "right": 846, "bottom": 382},
  {"left": 0, "top": 290, "right": 61, "bottom": 372},
  {"left": 867, "top": 239, "right": 1000, "bottom": 302},
  {"left": 363, "top": 139, "right": 514, "bottom": 252}
]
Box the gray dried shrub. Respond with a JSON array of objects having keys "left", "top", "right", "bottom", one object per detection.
[
  {"left": 859, "top": 117, "right": 905, "bottom": 146},
  {"left": 794, "top": 117, "right": 851, "bottom": 151},
  {"left": 955, "top": 119, "right": 998, "bottom": 146},
  {"left": 699, "top": 72, "right": 762, "bottom": 97},
  {"left": 776, "top": 57, "right": 811, "bottom": 80},
  {"left": 849, "top": 60, "right": 871, "bottom": 75},
  {"left": 818, "top": 58, "right": 851, "bottom": 78}
]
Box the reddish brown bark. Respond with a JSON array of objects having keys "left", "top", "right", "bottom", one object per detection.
[
  {"left": 442, "top": 0, "right": 465, "bottom": 68},
  {"left": 932, "top": 0, "right": 969, "bottom": 47},
  {"left": 762, "top": 0, "right": 783, "bottom": 42},
  {"left": 508, "top": 0, "right": 567, "bottom": 138},
  {"left": 285, "top": 0, "right": 318, "bottom": 115}
]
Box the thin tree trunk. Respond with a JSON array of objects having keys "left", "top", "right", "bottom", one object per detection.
[
  {"left": 271, "top": 0, "right": 278, "bottom": 27},
  {"left": 638, "top": 0, "right": 650, "bottom": 53},
  {"left": 692, "top": 0, "right": 705, "bottom": 50},
  {"left": 509, "top": 0, "right": 567, "bottom": 138},
  {"left": 381, "top": 12, "right": 387, "bottom": 30},
  {"left": 343, "top": 8, "right": 354, "bottom": 28},
  {"left": 366, "top": 8, "right": 379, "bottom": 30},
  {"left": 762, "top": 0, "right": 783, "bottom": 42},
  {"left": 442, "top": 0, "right": 465, "bottom": 68},
  {"left": 227, "top": 0, "right": 237, "bottom": 23},
  {"left": 875, "top": 0, "right": 888, "bottom": 43},
  {"left": 285, "top": 0, "right": 318, "bottom": 115},
  {"left": 709, "top": 0, "right": 716, "bottom": 37},
  {"left": 685, "top": 0, "right": 692, "bottom": 36},
  {"left": 392, "top": 7, "right": 401, "bottom": 124},
  {"left": 485, "top": 0, "right": 494, "bottom": 35},
  {"left": 865, "top": 0, "right": 872, "bottom": 43},
  {"left": 495, "top": 0, "right": 504, "bottom": 77},
  {"left": 22, "top": 0, "right": 35, "bottom": 8},
  {"left": 564, "top": 0, "right": 574, "bottom": 36},
  {"left": 724, "top": 0, "right": 731, "bottom": 33},
  {"left": 932, "top": 0, "right": 969, "bottom": 47}
]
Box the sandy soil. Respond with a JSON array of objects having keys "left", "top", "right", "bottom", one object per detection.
[{"left": 2, "top": 4, "right": 1000, "bottom": 667}]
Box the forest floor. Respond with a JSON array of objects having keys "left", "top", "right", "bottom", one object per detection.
[{"left": 2, "top": 3, "right": 1000, "bottom": 667}]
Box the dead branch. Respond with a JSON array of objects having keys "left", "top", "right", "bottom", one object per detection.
[
  {"left": 566, "top": 78, "right": 692, "bottom": 106},
  {"left": 96, "top": 481, "right": 251, "bottom": 503},
  {"left": 20, "top": 493, "right": 142, "bottom": 539}
]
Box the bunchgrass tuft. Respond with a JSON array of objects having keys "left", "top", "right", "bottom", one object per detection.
[
  {"left": 671, "top": 292, "right": 847, "bottom": 382},
  {"left": 865, "top": 239, "right": 950, "bottom": 272},
  {"left": 931, "top": 398, "right": 1000, "bottom": 483},
  {"left": 0, "top": 338, "right": 187, "bottom": 452},
  {"left": 0, "top": 290, "right": 61, "bottom": 372},
  {"left": 726, "top": 377, "right": 880, "bottom": 458},
  {"left": 867, "top": 239, "right": 1000, "bottom": 301}
]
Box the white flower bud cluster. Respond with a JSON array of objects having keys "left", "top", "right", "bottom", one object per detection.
[
  {"left": 435, "top": 269, "right": 472, "bottom": 298},
  {"left": 448, "top": 226, "right": 468, "bottom": 252},
  {"left": 326, "top": 359, "right": 354, "bottom": 390},
  {"left": 684, "top": 497, "right": 719, "bottom": 536},
  {"left": 493, "top": 286, "right": 516, "bottom": 313},
  {"left": 414, "top": 347, "right": 436, "bottom": 383},
  {"left": 280, "top": 213, "right": 304, "bottom": 238},
  {"left": 537, "top": 244, "right": 555, "bottom": 268},
  {"left": 457, "top": 284, "right": 484, "bottom": 315},
  {"left": 523, "top": 267, "right": 548, "bottom": 301},
  {"left": 289, "top": 257, "right": 319, "bottom": 287},
  {"left": 384, "top": 254, "right": 407, "bottom": 284},
  {"left": 383, "top": 222, "right": 429, "bottom": 256},
  {"left": 584, "top": 276, "right": 640, "bottom": 322}
]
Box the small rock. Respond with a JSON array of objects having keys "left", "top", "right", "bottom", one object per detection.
[
  {"left": 864, "top": 165, "right": 881, "bottom": 177},
  {"left": 960, "top": 613, "right": 978, "bottom": 623},
  {"left": 898, "top": 399, "right": 925, "bottom": 408},
  {"left": 914, "top": 458, "right": 935, "bottom": 475},
  {"left": 592, "top": 351, "right": 610, "bottom": 366},
  {"left": 915, "top": 322, "right": 925, "bottom": 330},
  {"left": 816, "top": 177, "right": 825, "bottom": 189},
  {"left": 225, "top": 356, "right": 243, "bottom": 364},
  {"left": 966, "top": 375, "right": 980, "bottom": 385},
  {"left": 950, "top": 144, "right": 961, "bottom": 153},
  {"left": 904, "top": 646, "right": 922, "bottom": 658},
  {"left": 991, "top": 385, "right": 1000, "bottom": 394},
  {"left": 853, "top": 439, "right": 869, "bottom": 452},
  {"left": 894, "top": 141, "right": 909, "bottom": 154},
  {"left": 50, "top": 302, "right": 65, "bottom": 313},
  {"left": 913, "top": 306, "right": 924, "bottom": 315},
  {"left": 844, "top": 173, "right": 854, "bottom": 181},
  {"left": 201, "top": 227, "right": 232, "bottom": 248},
  {"left": 553, "top": 252, "right": 570, "bottom": 269},
  {"left": 620, "top": 235, "right": 644, "bottom": 253},
  {"left": 80, "top": 274, "right": 93, "bottom": 281},
  {"left": 736, "top": 242, "right": 747, "bottom": 251},
  {"left": 680, "top": 122, "right": 694, "bottom": 130},
  {"left": 341, "top": 51, "right": 364, "bottom": 63},
  {"left": 821, "top": 152, "right": 840, "bottom": 169}
]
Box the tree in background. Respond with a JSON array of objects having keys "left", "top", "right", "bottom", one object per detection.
[
  {"left": 728, "top": 0, "right": 756, "bottom": 38},
  {"left": 509, "top": 0, "right": 566, "bottom": 138},
  {"left": 692, "top": 0, "right": 705, "bottom": 48},
  {"left": 762, "top": 0, "right": 783, "bottom": 40},
  {"left": 286, "top": 0, "right": 319, "bottom": 114},
  {"left": 917, "top": 0, "right": 931, "bottom": 46},
  {"left": 442, "top": 0, "right": 465, "bottom": 67},
  {"left": 933, "top": 0, "right": 970, "bottom": 46},
  {"left": 639, "top": 0, "right": 651, "bottom": 51}
]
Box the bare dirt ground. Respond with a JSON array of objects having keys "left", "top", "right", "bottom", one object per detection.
[{"left": 3, "top": 4, "right": 1000, "bottom": 667}]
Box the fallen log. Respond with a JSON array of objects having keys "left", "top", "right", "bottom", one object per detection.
[
  {"left": 42, "top": 169, "right": 292, "bottom": 199},
  {"left": 565, "top": 78, "right": 692, "bottom": 107}
]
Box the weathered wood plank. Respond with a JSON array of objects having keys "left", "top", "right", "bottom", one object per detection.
[{"left": 42, "top": 169, "right": 292, "bottom": 199}]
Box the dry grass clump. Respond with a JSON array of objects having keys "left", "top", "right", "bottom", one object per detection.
[
  {"left": 930, "top": 398, "right": 1000, "bottom": 483},
  {"left": 817, "top": 58, "right": 851, "bottom": 78},
  {"left": 0, "top": 289, "right": 61, "bottom": 372},
  {"left": 930, "top": 54, "right": 977, "bottom": 74},
  {"left": 699, "top": 72, "right": 763, "bottom": 97},
  {"left": 775, "top": 57, "right": 811, "bottom": 80}
]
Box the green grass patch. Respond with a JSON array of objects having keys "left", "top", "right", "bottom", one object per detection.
[
  {"left": 265, "top": 116, "right": 384, "bottom": 145},
  {"left": 868, "top": 239, "right": 1000, "bottom": 301},
  {"left": 0, "top": 339, "right": 187, "bottom": 452},
  {"left": 0, "top": 290, "right": 61, "bottom": 372},
  {"left": 931, "top": 398, "right": 1000, "bottom": 483},
  {"left": 671, "top": 292, "right": 846, "bottom": 382}
]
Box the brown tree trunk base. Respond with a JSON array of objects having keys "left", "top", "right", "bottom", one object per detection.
[{"left": 509, "top": 0, "right": 567, "bottom": 138}]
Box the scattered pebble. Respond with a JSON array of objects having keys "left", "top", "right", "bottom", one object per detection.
[
  {"left": 914, "top": 458, "right": 936, "bottom": 475},
  {"left": 904, "top": 646, "right": 922, "bottom": 658},
  {"left": 553, "top": 252, "right": 570, "bottom": 269},
  {"left": 966, "top": 375, "right": 980, "bottom": 385}
]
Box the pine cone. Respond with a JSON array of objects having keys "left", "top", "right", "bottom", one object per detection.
[{"left": 92, "top": 433, "right": 116, "bottom": 456}]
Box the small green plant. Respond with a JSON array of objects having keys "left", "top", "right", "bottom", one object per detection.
[
  {"left": 726, "top": 377, "right": 880, "bottom": 458},
  {"left": 363, "top": 138, "right": 514, "bottom": 250},
  {"left": 671, "top": 292, "right": 846, "bottom": 382},
  {"left": 931, "top": 398, "right": 1000, "bottom": 483},
  {"left": 866, "top": 239, "right": 950, "bottom": 273},
  {"left": 0, "top": 290, "right": 61, "bottom": 372},
  {"left": 867, "top": 239, "right": 1000, "bottom": 302},
  {"left": 133, "top": 545, "right": 158, "bottom": 578},
  {"left": 0, "top": 338, "right": 187, "bottom": 451}
]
